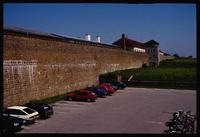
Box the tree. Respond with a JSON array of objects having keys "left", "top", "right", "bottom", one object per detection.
[{"left": 173, "top": 54, "right": 179, "bottom": 58}]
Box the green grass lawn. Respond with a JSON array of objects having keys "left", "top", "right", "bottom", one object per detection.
[
  {"left": 123, "top": 67, "right": 196, "bottom": 82},
  {"left": 100, "top": 58, "right": 197, "bottom": 89}
]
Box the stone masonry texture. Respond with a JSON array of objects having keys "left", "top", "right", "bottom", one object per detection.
[{"left": 3, "top": 33, "right": 148, "bottom": 107}]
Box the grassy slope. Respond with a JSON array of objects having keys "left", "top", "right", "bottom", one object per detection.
[
  {"left": 100, "top": 58, "right": 196, "bottom": 89},
  {"left": 116, "top": 58, "right": 196, "bottom": 81}
]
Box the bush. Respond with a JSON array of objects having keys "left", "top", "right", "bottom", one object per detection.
[{"left": 142, "top": 63, "right": 148, "bottom": 68}]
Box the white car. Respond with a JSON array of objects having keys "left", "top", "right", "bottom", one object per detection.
[{"left": 3, "top": 106, "right": 39, "bottom": 122}]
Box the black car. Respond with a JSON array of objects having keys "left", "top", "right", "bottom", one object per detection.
[
  {"left": 1, "top": 116, "right": 26, "bottom": 134},
  {"left": 110, "top": 81, "right": 127, "bottom": 89},
  {"left": 25, "top": 103, "right": 53, "bottom": 119}
]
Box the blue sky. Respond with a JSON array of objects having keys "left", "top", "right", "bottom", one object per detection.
[{"left": 3, "top": 3, "right": 196, "bottom": 57}]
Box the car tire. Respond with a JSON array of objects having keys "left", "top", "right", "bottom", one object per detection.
[
  {"left": 2, "top": 128, "right": 8, "bottom": 134},
  {"left": 67, "top": 97, "right": 72, "bottom": 101},
  {"left": 108, "top": 93, "right": 112, "bottom": 96},
  {"left": 86, "top": 98, "right": 91, "bottom": 102}
]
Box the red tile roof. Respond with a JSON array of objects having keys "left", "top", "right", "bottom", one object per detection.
[{"left": 112, "top": 37, "right": 146, "bottom": 49}]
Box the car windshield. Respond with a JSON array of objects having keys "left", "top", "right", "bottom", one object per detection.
[{"left": 23, "top": 108, "right": 36, "bottom": 114}]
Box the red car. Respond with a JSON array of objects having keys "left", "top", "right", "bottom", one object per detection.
[
  {"left": 100, "top": 83, "right": 116, "bottom": 95},
  {"left": 65, "top": 89, "right": 98, "bottom": 102}
]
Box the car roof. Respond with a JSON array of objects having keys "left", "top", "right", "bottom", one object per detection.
[
  {"left": 26, "top": 103, "right": 49, "bottom": 107},
  {"left": 7, "top": 106, "right": 28, "bottom": 110}
]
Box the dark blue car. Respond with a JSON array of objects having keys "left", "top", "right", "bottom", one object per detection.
[
  {"left": 2, "top": 115, "right": 27, "bottom": 134},
  {"left": 85, "top": 86, "right": 106, "bottom": 98}
]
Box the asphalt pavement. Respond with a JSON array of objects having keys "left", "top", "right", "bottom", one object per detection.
[{"left": 18, "top": 87, "right": 196, "bottom": 134}]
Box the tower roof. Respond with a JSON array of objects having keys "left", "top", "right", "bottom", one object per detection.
[{"left": 144, "top": 40, "right": 159, "bottom": 45}]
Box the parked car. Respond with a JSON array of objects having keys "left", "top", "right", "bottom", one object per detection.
[
  {"left": 100, "top": 83, "right": 116, "bottom": 95},
  {"left": 1, "top": 115, "right": 26, "bottom": 134},
  {"left": 25, "top": 103, "right": 53, "bottom": 119},
  {"left": 66, "top": 89, "right": 98, "bottom": 102},
  {"left": 110, "top": 81, "right": 127, "bottom": 89},
  {"left": 108, "top": 83, "right": 118, "bottom": 90},
  {"left": 3, "top": 106, "right": 39, "bottom": 123},
  {"left": 85, "top": 86, "right": 107, "bottom": 98}
]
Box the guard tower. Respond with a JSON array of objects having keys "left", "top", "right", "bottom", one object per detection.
[{"left": 144, "top": 40, "right": 160, "bottom": 67}]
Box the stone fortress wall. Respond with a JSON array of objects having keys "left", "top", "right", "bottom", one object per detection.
[{"left": 3, "top": 31, "right": 148, "bottom": 107}]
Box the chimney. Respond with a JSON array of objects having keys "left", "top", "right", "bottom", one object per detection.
[
  {"left": 85, "top": 34, "right": 91, "bottom": 41},
  {"left": 96, "top": 35, "right": 100, "bottom": 43},
  {"left": 122, "top": 33, "right": 125, "bottom": 39},
  {"left": 121, "top": 33, "right": 126, "bottom": 49}
]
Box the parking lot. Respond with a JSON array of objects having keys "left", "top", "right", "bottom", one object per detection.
[{"left": 18, "top": 87, "right": 196, "bottom": 133}]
